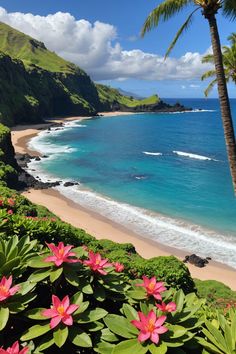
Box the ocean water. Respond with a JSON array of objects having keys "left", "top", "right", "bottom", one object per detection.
[{"left": 28, "top": 98, "right": 236, "bottom": 268}]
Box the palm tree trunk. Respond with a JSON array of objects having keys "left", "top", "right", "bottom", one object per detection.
[{"left": 208, "top": 15, "right": 236, "bottom": 194}]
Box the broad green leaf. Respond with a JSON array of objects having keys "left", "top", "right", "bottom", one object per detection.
[
  {"left": 72, "top": 246, "right": 86, "bottom": 258},
  {"left": 70, "top": 291, "right": 83, "bottom": 305},
  {"left": 197, "top": 337, "right": 224, "bottom": 354},
  {"left": 112, "top": 339, "right": 148, "bottom": 354},
  {"left": 28, "top": 269, "right": 51, "bottom": 282},
  {"left": 82, "top": 283, "right": 93, "bottom": 294},
  {"left": 96, "top": 341, "right": 115, "bottom": 354},
  {"left": 127, "top": 289, "right": 146, "bottom": 300},
  {"left": 104, "top": 314, "right": 138, "bottom": 338},
  {"left": 53, "top": 325, "right": 68, "bottom": 348},
  {"left": 149, "top": 343, "right": 167, "bottom": 354},
  {"left": 167, "top": 325, "right": 187, "bottom": 339},
  {"left": 64, "top": 270, "right": 80, "bottom": 287},
  {"left": 36, "top": 332, "right": 54, "bottom": 351},
  {"left": 174, "top": 290, "right": 184, "bottom": 313},
  {"left": 0, "top": 307, "right": 9, "bottom": 331},
  {"left": 76, "top": 308, "right": 108, "bottom": 323},
  {"left": 17, "top": 281, "right": 36, "bottom": 295},
  {"left": 74, "top": 301, "right": 89, "bottom": 316},
  {"left": 122, "top": 304, "right": 138, "bottom": 321},
  {"left": 28, "top": 256, "right": 51, "bottom": 268},
  {"left": 50, "top": 267, "right": 63, "bottom": 283},
  {"left": 21, "top": 323, "right": 51, "bottom": 341},
  {"left": 101, "top": 328, "right": 119, "bottom": 342},
  {"left": 0, "top": 252, "right": 6, "bottom": 267},
  {"left": 25, "top": 308, "right": 47, "bottom": 320},
  {"left": 69, "top": 327, "right": 92, "bottom": 347},
  {"left": 86, "top": 321, "right": 104, "bottom": 332},
  {"left": 205, "top": 321, "right": 228, "bottom": 353},
  {"left": 0, "top": 257, "right": 20, "bottom": 275}
]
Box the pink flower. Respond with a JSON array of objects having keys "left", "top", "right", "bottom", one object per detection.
[
  {"left": 42, "top": 295, "right": 78, "bottom": 329},
  {"left": 0, "top": 200, "right": 3, "bottom": 207},
  {"left": 113, "top": 262, "right": 124, "bottom": 272},
  {"left": 0, "top": 341, "right": 29, "bottom": 354},
  {"left": 131, "top": 310, "right": 168, "bottom": 344},
  {"left": 44, "top": 242, "right": 80, "bottom": 267},
  {"left": 156, "top": 301, "right": 177, "bottom": 313},
  {"left": 7, "top": 210, "right": 13, "bottom": 215},
  {"left": 83, "top": 251, "right": 112, "bottom": 275},
  {"left": 0, "top": 276, "right": 19, "bottom": 302},
  {"left": 136, "top": 276, "right": 166, "bottom": 300},
  {"left": 7, "top": 199, "right": 15, "bottom": 207}
]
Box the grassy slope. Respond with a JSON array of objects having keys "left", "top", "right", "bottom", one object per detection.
[
  {"left": 96, "top": 83, "right": 160, "bottom": 108},
  {"left": 0, "top": 22, "right": 80, "bottom": 74}
]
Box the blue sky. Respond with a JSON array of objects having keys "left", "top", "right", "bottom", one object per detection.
[{"left": 0, "top": 0, "right": 235, "bottom": 98}]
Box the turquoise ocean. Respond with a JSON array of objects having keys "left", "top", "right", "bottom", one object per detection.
[{"left": 28, "top": 98, "right": 236, "bottom": 268}]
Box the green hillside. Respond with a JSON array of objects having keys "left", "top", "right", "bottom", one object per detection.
[
  {"left": 0, "top": 22, "right": 77, "bottom": 73},
  {"left": 96, "top": 83, "right": 160, "bottom": 110}
]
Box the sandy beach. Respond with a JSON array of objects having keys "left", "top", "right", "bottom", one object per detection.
[{"left": 11, "top": 114, "right": 236, "bottom": 291}]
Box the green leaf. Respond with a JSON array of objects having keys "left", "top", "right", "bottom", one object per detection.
[
  {"left": 82, "top": 283, "right": 93, "bottom": 294},
  {"left": 50, "top": 267, "right": 63, "bottom": 283},
  {"left": 28, "top": 256, "right": 51, "bottom": 268},
  {"left": 112, "top": 339, "right": 148, "bottom": 354},
  {"left": 0, "top": 252, "right": 6, "bottom": 267},
  {"left": 101, "top": 328, "right": 119, "bottom": 343},
  {"left": 127, "top": 289, "right": 146, "bottom": 300},
  {"left": 24, "top": 308, "right": 47, "bottom": 320},
  {"left": 36, "top": 332, "right": 54, "bottom": 351},
  {"left": 0, "top": 307, "right": 9, "bottom": 331},
  {"left": 167, "top": 325, "right": 187, "bottom": 339},
  {"left": 86, "top": 321, "right": 104, "bottom": 332},
  {"left": 122, "top": 304, "right": 138, "bottom": 321},
  {"left": 53, "top": 325, "right": 68, "bottom": 348},
  {"left": 69, "top": 327, "right": 92, "bottom": 347},
  {"left": 76, "top": 308, "right": 108, "bottom": 323},
  {"left": 0, "top": 257, "right": 20, "bottom": 275},
  {"left": 64, "top": 270, "right": 80, "bottom": 287},
  {"left": 174, "top": 290, "right": 185, "bottom": 313},
  {"left": 28, "top": 269, "right": 51, "bottom": 282},
  {"left": 70, "top": 291, "right": 83, "bottom": 305},
  {"left": 17, "top": 281, "right": 36, "bottom": 296},
  {"left": 104, "top": 314, "right": 138, "bottom": 339},
  {"left": 149, "top": 343, "right": 167, "bottom": 354},
  {"left": 21, "top": 323, "right": 51, "bottom": 341},
  {"left": 74, "top": 301, "right": 89, "bottom": 316},
  {"left": 96, "top": 341, "right": 115, "bottom": 354}
]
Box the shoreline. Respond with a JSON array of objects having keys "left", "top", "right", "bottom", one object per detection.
[{"left": 11, "top": 114, "right": 236, "bottom": 290}]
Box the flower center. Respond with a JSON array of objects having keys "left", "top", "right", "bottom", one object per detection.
[
  {"left": 147, "top": 319, "right": 155, "bottom": 332},
  {"left": 58, "top": 249, "right": 65, "bottom": 257},
  {"left": 0, "top": 285, "right": 8, "bottom": 295},
  {"left": 148, "top": 282, "right": 155, "bottom": 291},
  {"left": 57, "top": 305, "right": 65, "bottom": 316},
  {"left": 95, "top": 259, "right": 100, "bottom": 265}
]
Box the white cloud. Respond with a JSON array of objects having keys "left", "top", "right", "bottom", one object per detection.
[{"left": 0, "top": 7, "right": 213, "bottom": 81}]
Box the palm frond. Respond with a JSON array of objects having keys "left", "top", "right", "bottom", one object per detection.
[
  {"left": 202, "top": 54, "right": 214, "bottom": 63},
  {"left": 201, "top": 70, "right": 216, "bottom": 81},
  {"left": 228, "top": 33, "right": 236, "bottom": 44},
  {"left": 204, "top": 78, "right": 218, "bottom": 97},
  {"left": 164, "top": 8, "right": 200, "bottom": 58},
  {"left": 141, "top": 0, "right": 192, "bottom": 37},
  {"left": 223, "top": 0, "right": 236, "bottom": 20}
]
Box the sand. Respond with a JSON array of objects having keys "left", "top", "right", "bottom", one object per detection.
[{"left": 11, "top": 115, "right": 236, "bottom": 291}]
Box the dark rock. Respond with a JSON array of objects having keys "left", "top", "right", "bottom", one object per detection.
[
  {"left": 183, "top": 254, "right": 209, "bottom": 268},
  {"left": 35, "top": 156, "right": 41, "bottom": 161},
  {"left": 64, "top": 181, "right": 79, "bottom": 187},
  {"left": 42, "top": 155, "right": 49, "bottom": 158}
]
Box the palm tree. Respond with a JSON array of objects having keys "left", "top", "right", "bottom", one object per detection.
[
  {"left": 142, "top": 1, "right": 236, "bottom": 194},
  {"left": 202, "top": 33, "right": 236, "bottom": 96}
]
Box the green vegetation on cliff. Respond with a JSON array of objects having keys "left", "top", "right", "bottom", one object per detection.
[
  {"left": 0, "top": 22, "right": 173, "bottom": 126},
  {"left": 96, "top": 83, "right": 160, "bottom": 111}
]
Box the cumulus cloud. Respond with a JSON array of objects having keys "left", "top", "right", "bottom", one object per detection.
[{"left": 0, "top": 7, "right": 212, "bottom": 81}]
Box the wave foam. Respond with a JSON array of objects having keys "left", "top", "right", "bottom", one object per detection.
[
  {"left": 55, "top": 184, "right": 236, "bottom": 269},
  {"left": 143, "top": 151, "right": 162, "bottom": 156},
  {"left": 173, "top": 151, "right": 217, "bottom": 161}
]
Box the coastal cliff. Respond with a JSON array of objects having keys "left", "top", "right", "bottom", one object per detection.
[{"left": 0, "top": 21, "right": 190, "bottom": 126}]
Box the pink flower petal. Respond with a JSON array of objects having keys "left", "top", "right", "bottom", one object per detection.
[
  {"left": 155, "top": 315, "right": 167, "bottom": 327},
  {"left": 62, "top": 315, "right": 73, "bottom": 326},
  {"left": 131, "top": 320, "right": 144, "bottom": 331},
  {"left": 62, "top": 296, "right": 70, "bottom": 311},
  {"left": 138, "top": 331, "right": 150, "bottom": 342},
  {"left": 156, "top": 326, "right": 168, "bottom": 334},
  {"left": 150, "top": 332, "right": 159, "bottom": 344},
  {"left": 9, "top": 285, "right": 20, "bottom": 296},
  {"left": 66, "top": 304, "right": 79, "bottom": 314},
  {"left": 52, "top": 295, "right": 61, "bottom": 309},
  {"left": 50, "top": 315, "right": 62, "bottom": 329}
]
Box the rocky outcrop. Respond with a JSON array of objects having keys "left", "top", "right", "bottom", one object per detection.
[{"left": 183, "top": 254, "right": 211, "bottom": 268}]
